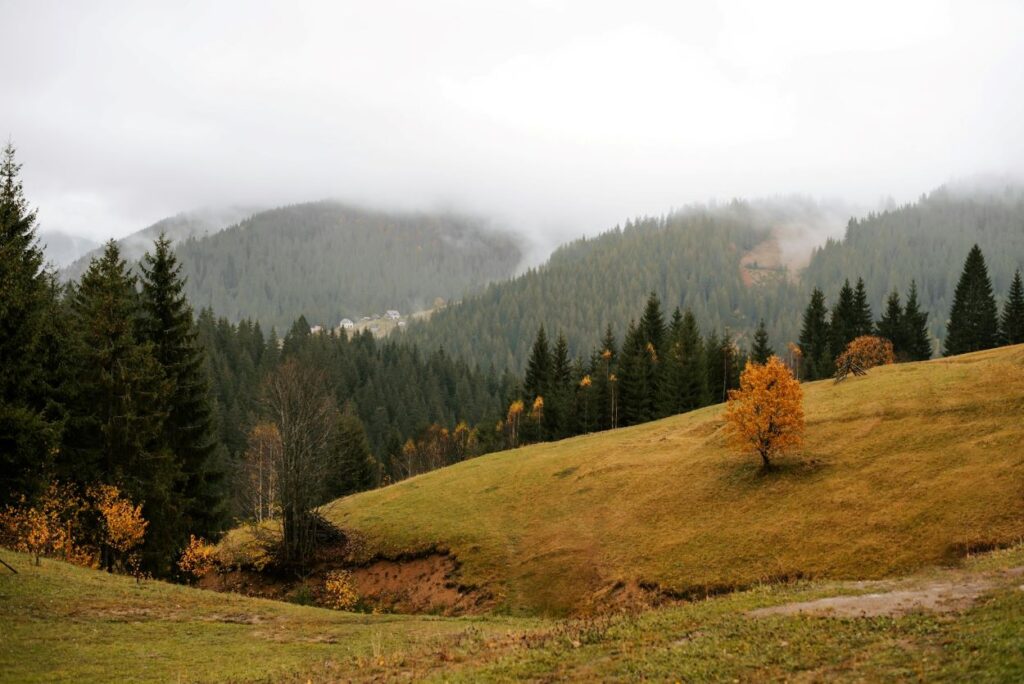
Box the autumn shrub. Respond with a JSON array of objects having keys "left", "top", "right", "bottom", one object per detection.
[
  {"left": 836, "top": 335, "right": 896, "bottom": 371},
  {"left": 725, "top": 356, "right": 804, "bottom": 470},
  {"left": 88, "top": 484, "right": 148, "bottom": 572},
  {"left": 178, "top": 535, "right": 219, "bottom": 580},
  {"left": 323, "top": 569, "right": 359, "bottom": 610},
  {"left": 0, "top": 483, "right": 93, "bottom": 567}
]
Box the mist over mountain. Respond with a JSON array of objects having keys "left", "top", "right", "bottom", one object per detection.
[{"left": 37, "top": 230, "right": 99, "bottom": 268}]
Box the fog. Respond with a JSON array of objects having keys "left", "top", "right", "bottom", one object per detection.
[{"left": 5, "top": 0, "right": 1024, "bottom": 256}]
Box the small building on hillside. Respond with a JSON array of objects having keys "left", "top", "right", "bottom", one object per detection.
[
  {"left": 310, "top": 325, "right": 324, "bottom": 335},
  {"left": 339, "top": 318, "right": 355, "bottom": 330},
  {"left": 385, "top": 309, "right": 401, "bottom": 321}
]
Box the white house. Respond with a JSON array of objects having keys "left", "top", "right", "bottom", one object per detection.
[
  {"left": 385, "top": 309, "right": 401, "bottom": 320},
  {"left": 339, "top": 318, "right": 355, "bottom": 330}
]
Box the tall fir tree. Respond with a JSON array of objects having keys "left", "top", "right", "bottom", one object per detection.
[
  {"left": 677, "top": 309, "right": 708, "bottom": 411},
  {"left": 829, "top": 279, "right": 857, "bottom": 358},
  {"left": 656, "top": 308, "right": 685, "bottom": 416},
  {"left": 875, "top": 290, "right": 905, "bottom": 357},
  {"left": 639, "top": 291, "right": 667, "bottom": 355},
  {"left": 902, "top": 281, "right": 932, "bottom": 361},
  {"left": 547, "top": 333, "right": 573, "bottom": 438},
  {"left": 594, "top": 324, "right": 618, "bottom": 430},
  {"left": 327, "top": 401, "right": 377, "bottom": 498},
  {"left": 999, "top": 269, "right": 1024, "bottom": 345},
  {"left": 617, "top": 320, "right": 652, "bottom": 425},
  {"left": 63, "top": 241, "right": 180, "bottom": 572},
  {"left": 523, "top": 325, "right": 552, "bottom": 402},
  {"left": 0, "top": 142, "right": 62, "bottom": 505},
  {"left": 852, "top": 278, "right": 874, "bottom": 337},
  {"left": 139, "top": 234, "right": 224, "bottom": 540},
  {"left": 750, "top": 319, "right": 774, "bottom": 364},
  {"left": 944, "top": 245, "right": 999, "bottom": 356},
  {"left": 799, "top": 288, "right": 832, "bottom": 380}
]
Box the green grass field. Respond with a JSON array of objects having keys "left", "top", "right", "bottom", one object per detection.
[{"left": 323, "top": 345, "right": 1024, "bottom": 614}]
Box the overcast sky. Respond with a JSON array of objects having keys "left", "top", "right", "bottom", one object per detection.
[{"left": 5, "top": 0, "right": 1024, "bottom": 247}]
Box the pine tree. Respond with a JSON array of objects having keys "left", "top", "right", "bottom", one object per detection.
[
  {"left": 547, "top": 333, "right": 572, "bottom": 437},
  {"left": 523, "top": 326, "right": 552, "bottom": 402},
  {"left": 852, "top": 278, "right": 874, "bottom": 337},
  {"left": 677, "top": 309, "right": 708, "bottom": 411},
  {"left": 902, "top": 281, "right": 932, "bottom": 361},
  {"left": 945, "top": 245, "right": 999, "bottom": 356},
  {"left": 63, "top": 241, "right": 179, "bottom": 572},
  {"left": 639, "top": 291, "right": 667, "bottom": 355},
  {"left": 617, "top": 321, "right": 651, "bottom": 425},
  {"left": 594, "top": 324, "right": 617, "bottom": 430},
  {"left": 657, "top": 309, "right": 684, "bottom": 416},
  {"left": 799, "top": 288, "right": 832, "bottom": 380},
  {"left": 139, "top": 234, "right": 223, "bottom": 540},
  {"left": 999, "top": 269, "right": 1024, "bottom": 345},
  {"left": 327, "top": 401, "right": 376, "bottom": 498},
  {"left": 829, "top": 279, "right": 857, "bottom": 358},
  {"left": 750, "top": 319, "right": 774, "bottom": 364},
  {"left": 875, "top": 290, "right": 905, "bottom": 357},
  {"left": 0, "top": 142, "right": 62, "bottom": 505}
]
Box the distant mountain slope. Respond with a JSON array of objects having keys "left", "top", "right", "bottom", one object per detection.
[
  {"left": 37, "top": 230, "right": 99, "bottom": 268},
  {"left": 175, "top": 201, "right": 523, "bottom": 331},
  {"left": 60, "top": 206, "right": 256, "bottom": 282},
  {"left": 404, "top": 189, "right": 1024, "bottom": 372}
]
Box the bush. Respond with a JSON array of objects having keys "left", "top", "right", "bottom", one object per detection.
[
  {"left": 323, "top": 570, "right": 359, "bottom": 610},
  {"left": 836, "top": 335, "right": 896, "bottom": 371},
  {"left": 177, "top": 535, "right": 218, "bottom": 580}
]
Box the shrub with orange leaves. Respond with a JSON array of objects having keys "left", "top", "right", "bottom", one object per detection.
[
  {"left": 323, "top": 569, "right": 359, "bottom": 610},
  {"left": 0, "top": 483, "right": 92, "bottom": 567},
  {"left": 725, "top": 356, "right": 805, "bottom": 470},
  {"left": 835, "top": 335, "right": 896, "bottom": 371},
  {"left": 177, "top": 534, "right": 219, "bottom": 581},
  {"left": 89, "top": 484, "right": 147, "bottom": 571}
]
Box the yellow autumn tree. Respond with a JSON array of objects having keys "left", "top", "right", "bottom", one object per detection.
[
  {"left": 178, "top": 535, "right": 219, "bottom": 581},
  {"left": 835, "top": 335, "right": 896, "bottom": 371},
  {"left": 725, "top": 356, "right": 804, "bottom": 470},
  {"left": 90, "top": 484, "right": 148, "bottom": 572}
]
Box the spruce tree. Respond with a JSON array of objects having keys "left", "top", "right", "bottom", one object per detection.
[
  {"left": 799, "top": 288, "right": 832, "bottom": 380},
  {"left": 852, "top": 278, "right": 874, "bottom": 337},
  {"left": 639, "top": 291, "right": 667, "bottom": 355},
  {"left": 594, "top": 324, "right": 617, "bottom": 430},
  {"left": 944, "top": 245, "right": 999, "bottom": 356},
  {"left": 656, "top": 309, "right": 684, "bottom": 416},
  {"left": 617, "top": 321, "right": 651, "bottom": 425},
  {"left": 875, "top": 290, "right": 905, "bottom": 357},
  {"left": 327, "top": 401, "right": 376, "bottom": 498},
  {"left": 139, "top": 234, "right": 223, "bottom": 539},
  {"left": 999, "top": 269, "right": 1024, "bottom": 345},
  {"left": 0, "top": 142, "right": 62, "bottom": 505},
  {"left": 677, "top": 309, "right": 708, "bottom": 411},
  {"left": 829, "top": 279, "right": 857, "bottom": 358},
  {"left": 750, "top": 319, "right": 774, "bottom": 364},
  {"left": 547, "top": 333, "right": 572, "bottom": 437},
  {"left": 902, "top": 281, "right": 932, "bottom": 361},
  {"left": 63, "top": 241, "right": 179, "bottom": 571},
  {"left": 523, "top": 325, "right": 552, "bottom": 402}
]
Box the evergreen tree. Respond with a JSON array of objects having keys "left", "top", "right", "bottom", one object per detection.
[
  {"left": 523, "top": 326, "right": 552, "bottom": 402},
  {"left": 945, "top": 245, "right": 999, "bottom": 356},
  {"left": 139, "top": 235, "right": 223, "bottom": 540},
  {"left": 750, "top": 319, "right": 774, "bottom": 364},
  {"left": 617, "top": 321, "right": 651, "bottom": 425},
  {"left": 656, "top": 308, "right": 684, "bottom": 416},
  {"left": 799, "top": 288, "right": 832, "bottom": 380},
  {"left": 902, "top": 281, "right": 932, "bottom": 361},
  {"left": 639, "top": 291, "right": 667, "bottom": 355},
  {"left": 327, "top": 401, "right": 377, "bottom": 498},
  {"left": 829, "top": 279, "right": 857, "bottom": 358},
  {"left": 677, "top": 309, "right": 708, "bottom": 411},
  {"left": 547, "top": 333, "right": 573, "bottom": 437},
  {"left": 852, "top": 277, "right": 874, "bottom": 337},
  {"left": 999, "top": 269, "right": 1024, "bottom": 345},
  {"left": 0, "top": 142, "right": 62, "bottom": 505},
  {"left": 875, "top": 290, "right": 905, "bottom": 356},
  {"left": 594, "top": 324, "right": 618, "bottom": 429},
  {"left": 63, "top": 241, "right": 179, "bottom": 571}
]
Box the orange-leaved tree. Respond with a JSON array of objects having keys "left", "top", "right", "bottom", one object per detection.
[
  {"left": 89, "top": 484, "right": 148, "bottom": 572},
  {"left": 835, "top": 335, "right": 896, "bottom": 371},
  {"left": 725, "top": 355, "right": 804, "bottom": 471}
]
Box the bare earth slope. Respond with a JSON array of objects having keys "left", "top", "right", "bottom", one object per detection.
[{"left": 324, "top": 345, "right": 1024, "bottom": 615}]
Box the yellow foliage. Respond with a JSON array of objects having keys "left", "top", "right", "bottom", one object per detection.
[
  {"left": 178, "top": 535, "right": 218, "bottom": 580},
  {"left": 725, "top": 356, "right": 805, "bottom": 469},
  {"left": 0, "top": 483, "right": 93, "bottom": 567},
  {"left": 579, "top": 374, "right": 592, "bottom": 388},
  {"left": 836, "top": 335, "right": 896, "bottom": 370},
  {"left": 531, "top": 395, "right": 544, "bottom": 420},
  {"left": 90, "top": 484, "right": 147, "bottom": 556},
  {"left": 323, "top": 570, "right": 359, "bottom": 610}
]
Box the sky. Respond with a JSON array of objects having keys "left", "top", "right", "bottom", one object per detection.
[{"left": 5, "top": 0, "right": 1024, "bottom": 251}]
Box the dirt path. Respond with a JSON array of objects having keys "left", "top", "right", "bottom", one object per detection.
[{"left": 749, "top": 566, "right": 1024, "bottom": 618}]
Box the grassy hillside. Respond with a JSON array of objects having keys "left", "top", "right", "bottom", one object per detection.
[{"left": 324, "top": 345, "right": 1024, "bottom": 615}]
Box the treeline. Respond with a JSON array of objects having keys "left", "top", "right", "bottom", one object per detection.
[
  {"left": 498, "top": 292, "right": 754, "bottom": 446},
  {"left": 798, "top": 245, "right": 1024, "bottom": 380},
  {"left": 176, "top": 201, "right": 523, "bottom": 330}
]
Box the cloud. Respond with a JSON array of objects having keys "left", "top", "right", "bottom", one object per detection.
[{"left": 4, "top": 0, "right": 1024, "bottom": 250}]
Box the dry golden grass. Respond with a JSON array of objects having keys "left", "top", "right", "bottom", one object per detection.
[{"left": 323, "top": 345, "right": 1024, "bottom": 615}]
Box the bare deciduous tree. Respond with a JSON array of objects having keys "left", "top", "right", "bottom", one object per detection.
[{"left": 261, "top": 361, "right": 337, "bottom": 565}]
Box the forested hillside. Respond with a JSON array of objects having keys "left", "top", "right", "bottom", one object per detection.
[
  {"left": 176, "top": 202, "right": 522, "bottom": 330},
  {"left": 404, "top": 189, "right": 1024, "bottom": 372},
  {"left": 803, "top": 185, "right": 1024, "bottom": 340},
  {"left": 60, "top": 206, "right": 255, "bottom": 281},
  {"left": 404, "top": 201, "right": 802, "bottom": 372}
]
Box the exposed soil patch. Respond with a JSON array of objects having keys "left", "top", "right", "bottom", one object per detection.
[
  {"left": 201, "top": 546, "right": 492, "bottom": 616},
  {"left": 749, "top": 567, "right": 1024, "bottom": 618}
]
